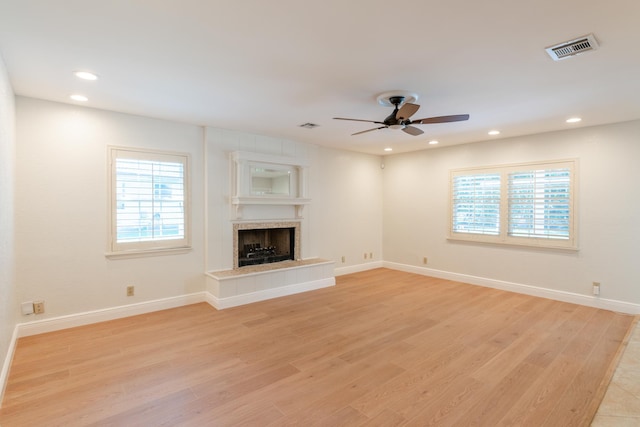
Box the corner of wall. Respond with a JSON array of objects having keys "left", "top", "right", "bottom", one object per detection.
[{"left": 0, "top": 50, "right": 17, "bottom": 407}]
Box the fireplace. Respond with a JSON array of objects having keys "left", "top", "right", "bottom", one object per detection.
[{"left": 233, "top": 221, "right": 301, "bottom": 269}]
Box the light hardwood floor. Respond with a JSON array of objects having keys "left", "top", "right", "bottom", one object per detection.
[{"left": 0, "top": 268, "right": 634, "bottom": 426}]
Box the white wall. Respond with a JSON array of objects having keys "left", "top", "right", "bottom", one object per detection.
[
  {"left": 203, "top": 127, "right": 383, "bottom": 273},
  {"left": 14, "top": 94, "right": 639, "bottom": 324},
  {"left": 13, "top": 102, "right": 385, "bottom": 322},
  {"left": 383, "top": 120, "right": 640, "bottom": 304},
  {"left": 308, "top": 146, "right": 383, "bottom": 271},
  {"left": 15, "top": 97, "right": 206, "bottom": 319},
  {"left": 0, "top": 54, "right": 17, "bottom": 400}
]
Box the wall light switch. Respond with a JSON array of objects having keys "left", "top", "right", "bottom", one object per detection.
[{"left": 21, "top": 301, "right": 34, "bottom": 315}]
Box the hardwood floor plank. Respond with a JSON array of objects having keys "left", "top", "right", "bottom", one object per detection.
[
  {"left": 542, "top": 311, "right": 634, "bottom": 426},
  {"left": 271, "top": 362, "right": 405, "bottom": 425},
  {"left": 0, "top": 268, "right": 633, "bottom": 426},
  {"left": 496, "top": 353, "right": 583, "bottom": 426},
  {"left": 357, "top": 408, "right": 406, "bottom": 426}
]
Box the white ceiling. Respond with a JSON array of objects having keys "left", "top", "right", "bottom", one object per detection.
[{"left": 1, "top": 0, "right": 639, "bottom": 155}]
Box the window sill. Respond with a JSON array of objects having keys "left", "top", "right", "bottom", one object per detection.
[
  {"left": 105, "top": 246, "right": 192, "bottom": 260},
  {"left": 447, "top": 235, "right": 578, "bottom": 251}
]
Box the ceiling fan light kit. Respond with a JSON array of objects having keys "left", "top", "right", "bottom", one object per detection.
[{"left": 334, "top": 91, "right": 469, "bottom": 137}]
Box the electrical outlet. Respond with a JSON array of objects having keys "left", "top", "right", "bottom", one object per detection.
[
  {"left": 33, "top": 301, "right": 45, "bottom": 314},
  {"left": 364, "top": 253, "right": 367, "bottom": 259},
  {"left": 423, "top": 257, "right": 428, "bottom": 265},
  {"left": 341, "top": 256, "right": 345, "bottom": 263},
  {"left": 369, "top": 252, "right": 373, "bottom": 259},
  {"left": 592, "top": 282, "right": 600, "bottom": 296},
  {"left": 127, "top": 286, "right": 135, "bottom": 297}
]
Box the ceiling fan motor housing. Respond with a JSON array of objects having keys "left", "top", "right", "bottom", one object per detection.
[
  {"left": 388, "top": 96, "right": 405, "bottom": 106},
  {"left": 383, "top": 96, "right": 404, "bottom": 126}
]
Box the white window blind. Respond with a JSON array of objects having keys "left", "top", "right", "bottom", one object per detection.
[
  {"left": 452, "top": 173, "right": 501, "bottom": 236},
  {"left": 108, "top": 147, "right": 191, "bottom": 255},
  {"left": 508, "top": 168, "right": 571, "bottom": 240},
  {"left": 450, "top": 160, "right": 577, "bottom": 249}
]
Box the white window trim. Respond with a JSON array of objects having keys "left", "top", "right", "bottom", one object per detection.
[
  {"left": 448, "top": 159, "right": 578, "bottom": 250},
  {"left": 106, "top": 146, "right": 192, "bottom": 259}
]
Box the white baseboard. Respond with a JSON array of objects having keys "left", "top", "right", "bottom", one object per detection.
[
  {"left": 334, "top": 261, "right": 384, "bottom": 277},
  {"left": 16, "top": 292, "right": 208, "bottom": 338},
  {"left": 0, "top": 325, "right": 19, "bottom": 407},
  {"left": 384, "top": 261, "right": 640, "bottom": 315},
  {"left": 209, "top": 277, "right": 335, "bottom": 309}
]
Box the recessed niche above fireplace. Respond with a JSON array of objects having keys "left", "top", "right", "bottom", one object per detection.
[{"left": 229, "top": 151, "right": 310, "bottom": 219}]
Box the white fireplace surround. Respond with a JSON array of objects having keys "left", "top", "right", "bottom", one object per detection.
[
  {"left": 201, "top": 154, "right": 335, "bottom": 309},
  {"left": 233, "top": 221, "right": 301, "bottom": 269}
]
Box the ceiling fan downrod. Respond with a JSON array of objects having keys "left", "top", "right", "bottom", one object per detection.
[{"left": 385, "top": 96, "right": 406, "bottom": 128}]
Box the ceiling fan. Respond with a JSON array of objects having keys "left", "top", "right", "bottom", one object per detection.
[{"left": 334, "top": 95, "right": 469, "bottom": 136}]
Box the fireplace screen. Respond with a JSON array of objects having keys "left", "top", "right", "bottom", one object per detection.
[{"left": 237, "top": 227, "right": 295, "bottom": 267}]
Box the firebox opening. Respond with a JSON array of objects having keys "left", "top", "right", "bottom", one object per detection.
[{"left": 238, "top": 227, "right": 295, "bottom": 267}]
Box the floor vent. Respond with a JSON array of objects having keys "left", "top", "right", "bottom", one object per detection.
[{"left": 545, "top": 34, "right": 599, "bottom": 61}]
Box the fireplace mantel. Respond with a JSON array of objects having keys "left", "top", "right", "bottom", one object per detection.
[
  {"left": 230, "top": 196, "right": 311, "bottom": 218},
  {"left": 229, "top": 151, "right": 310, "bottom": 218}
]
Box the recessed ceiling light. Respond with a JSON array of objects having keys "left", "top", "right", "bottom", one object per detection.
[
  {"left": 384, "top": 147, "right": 393, "bottom": 152},
  {"left": 70, "top": 94, "right": 88, "bottom": 102},
  {"left": 428, "top": 140, "right": 439, "bottom": 145},
  {"left": 74, "top": 71, "right": 98, "bottom": 81},
  {"left": 566, "top": 117, "right": 582, "bottom": 123},
  {"left": 488, "top": 130, "right": 500, "bottom": 135}
]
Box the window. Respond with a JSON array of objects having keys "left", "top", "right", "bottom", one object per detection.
[
  {"left": 450, "top": 159, "right": 577, "bottom": 249},
  {"left": 108, "top": 147, "right": 191, "bottom": 256}
]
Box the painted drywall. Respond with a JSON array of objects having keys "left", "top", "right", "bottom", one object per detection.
[
  {"left": 15, "top": 92, "right": 639, "bottom": 325},
  {"left": 0, "top": 54, "right": 17, "bottom": 400},
  {"left": 383, "top": 120, "right": 640, "bottom": 304},
  {"left": 307, "top": 146, "right": 383, "bottom": 270},
  {"left": 14, "top": 97, "right": 206, "bottom": 319},
  {"left": 204, "top": 127, "right": 383, "bottom": 273},
  {"left": 13, "top": 99, "right": 385, "bottom": 322}
]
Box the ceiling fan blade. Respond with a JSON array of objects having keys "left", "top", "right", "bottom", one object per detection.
[
  {"left": 334, "top": 117, "right": 385, "bottom": 124},
  {"left": 402, "top": 126, "right": 424, "bottom": 136},
  {"left": 412, "top": 114, "right": 470, "bottom": 124},
  {"left": 396, "top": 103, "right": 420, "bottom": 120},
  {"left": 352, "top": 126, "right": 387, "bottom": 136}
]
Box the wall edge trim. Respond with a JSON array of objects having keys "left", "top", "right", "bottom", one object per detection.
[
  {"left": 15, "top": 292, "right": 208, "bottom": 338},
  {"left": 383, "top": 261, "right": 640, "bottom": 315},
  {"left": 0, "top": 325, "right": 19, "bottom": 408}
]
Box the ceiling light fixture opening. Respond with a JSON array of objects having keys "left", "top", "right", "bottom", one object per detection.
[
  {"left": 74, "top": 71, "right": 98, "bottom": 81},
  {"left": 566, "top": 117, "right": 582, "bottom": 123},
  {"left": 299, "top": 122, "right": 319, "bottom": 129},
  {"left": 429, "top": 140, "right": 439, "bottom": 145},
  {"left": 70, "top": 94, "right": 88, "bottom": 102},
  {"left": 488, "top": 130, "right": 500, "bottom": 135}
]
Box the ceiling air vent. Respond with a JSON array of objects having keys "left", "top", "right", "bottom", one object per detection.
[{"left": 545, "top": 34, "right": 599, "bottom": 61}]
